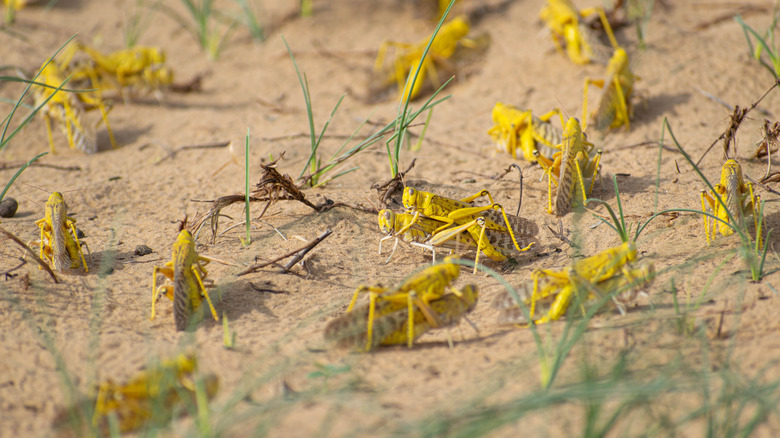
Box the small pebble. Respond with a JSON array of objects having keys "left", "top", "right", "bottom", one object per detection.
[
  {"left": 134, "top": 245, "right": 153, "bottom": 256},
  {"left": 76, "top": 229, "right": 86, "bottom": 239},
  {"left": 0, "top": 198, "right": 18, "bottom": 218}
]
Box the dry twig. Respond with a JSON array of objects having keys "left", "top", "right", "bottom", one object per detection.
[
  {"left": 0, "top": 226, "right": 58, "bottom": 283},
  {"left": 371, "top": 158, "right": 416, "bottom": 209},
  {"left": 238, "top": 229, "right": 332, "bottom": 276}
]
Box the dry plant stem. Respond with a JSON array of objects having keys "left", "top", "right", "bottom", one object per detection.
[
  {"left": 695, "top": 80, "right": 779, "bottom": 166},
  {"left": 0, "top": 226, "right": 58, "bottom": 283},
  {"left": 755, "top": 120, "right": 780, "bottom": 180},
  {"left": 155, "top": 140, "right": 230, "bottom": 164},
  {"left": 253, "top": 154, "right": 320, "bottom": 212},
  {"left": 189, "top": 194, "right": 259, "bottom": 243},
  {"left": 614, "top": 140, "right": 677, "bottom": 153},
  {"left": 746, "top": 174, "right": 780, "bottom": 196},
  {"left": 372, "top": 158, "right": 416, "bottom": 209},
  {"left": 261, "top": 132, "right": 374, "bottom": 142},
  {"left": 281, "top": 229, "right": 332, "bottom": 272},
  {"left": 0, "top": 161, "right": 81, "bottom": 171},
  {"left": 1, "top": 258, "right": 26, "bottom": 277},
  {"left": 238, "top": 229, "right": 332, "bottom": 276},
  {"left": 547, "top": 219, "right": 576, "bottom": 248},
  {"left": 193, "top": 154, "right": 335, "bottom": 242},
  {"left": 696, "top": 87, "right": 733, "bottom": 111},
  {"left": 693, "top": 3, "right": 769, "bottom": 31}
]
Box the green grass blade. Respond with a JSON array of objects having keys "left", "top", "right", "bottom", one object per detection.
[
  {"left": 282, "top": 37, "right": 318, "bottom": 180},
  {"left": 391, "top": 0, "right": 456, "bottom": 177},
  {"left": 0, "top": 151, "right": 47, "bottom": 202},
  {"left": 244, "top": 127, "right": 251, "bottom": 246},
  {"left": 1, "top": 34, "right": 77, "bottom": 148},
  {"left": 662, "top": 118, "right": 749, "bottom": 243}
]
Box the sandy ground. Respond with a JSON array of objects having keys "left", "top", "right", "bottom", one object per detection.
[{"left": 2, "top": 0, "right": 780, "bottom": 436}]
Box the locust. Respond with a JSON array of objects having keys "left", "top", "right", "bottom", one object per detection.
[
  {"left": 401, "top": 187, "right": 538, "bottom": 271},
  {"left": 31, "top": 59, "right": 116, "bottom": 153},
  {"left": 534, "top": 117, "right": 602, "bottom": 216},
  {"left": 30, "top": 192, "right": 89, "bottom": 272},
  {"left": 378, "top": 209, "right": 476, "bottom": 263},
  {"left": 539, "top": 0, "right": 619, "bottom": 65},
  {"left": 583, "top": 47, "right": 638, "bottom": 131},
  {"left": 52, "top": 354, "right": 219, "bottom": 435},
  {"left": 487, "top": 102, "right": 563, "bottom": 162},
  {"left": 326, "top": 257, "right": 461, "bottom": 351},
  {"left": 374, "top": 15, "right": 471, "bottom": 101},
  {"left": 3, "top": 0, "right": 38, "bottom": 23},
  {"left": 151, "top": 229, "right": 219, "bottom": 331},
  {"left": 494, "top": 259, "right": 654, "bottom": 325},
  {"left": 378, "top": 209, "right": 534, "bottom": 264},
  {"left": 61, "top": 43, "right": 174, "bottom": 100},
  {"left": 505, "top": 242, "right": 639, "bottom": 325},
  {"left": 701, "top": 159, "right": 762, "bottom": 247},
  {"left": 325, "top": 284, "right": 478, "bottom": 351}
]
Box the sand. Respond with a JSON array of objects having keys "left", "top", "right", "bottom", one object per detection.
[{"left": 2, "top": 0, "right": 780, "bottom": 436}]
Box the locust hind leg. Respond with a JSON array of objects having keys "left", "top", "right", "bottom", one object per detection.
[
  {"left": 44, "top": 115, "right": 57, "bottom": 154},
  {"left": 611, "top": 74, "right": 630, "bottom": 130},
  {"left": 582, "top": 78, "right": 605, "bottom": 131},
  {"left": 585, "top": 150, "right": 602, "bottom": 196},
  {"left": 701, "top": 190, "right": 713, "bottom": 245},
  {"left": 150, "top": 264, "right": 174, "bottom": 321},
  {"left": 192, "top": 266, "right": 218, "bottom": 322},
  {"left": 66, "top": 219, "right": 89, "bottom": 272}
]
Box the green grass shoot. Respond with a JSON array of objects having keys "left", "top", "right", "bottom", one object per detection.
[
  {"left": 230, "top": 0, "right": 264, "bottom": 41},
  {"left": 0, "top": 36, "right": 80, "bottom": 200},
  {"left": 282, "top": 35, "right": 450, "bottom": 187},
  {"left": 160, "top": 0, "right": 237, "bottom": 60},
  {"left": 736, "top": 7, "right": 780, "bottom": 80},
  {"left": 123, "top": 0, "right": 160, "bottom": 47},
  {"left": 389, "top": 0, "right": 457, "bottom": 178},
  {"left": 244, "top": 127, "right": 251, "bottom": 247}
]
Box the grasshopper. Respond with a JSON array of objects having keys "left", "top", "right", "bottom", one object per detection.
[
  {"left": 401, "top": 187, "right": 538, "bottom": 271},
  {"left": 487, "top": 102, "right": 563, "bottom": 162},
  {"left": 53, "top": 354, "right": 219, "bottom": 435},
  {"left": 30, "top": 192, "right": 89, "bottom": 272},
  {"left": 151, "top": 230, "right": 219, "bottom": 331},
  {"left": 539, "top": 0, "right": 619, "bottom": 65},
  {"left": 3, "top": 0, "right": 38, "bottom": 23},
  {"left": 32, "top": 59, "right": 116, "bottom": 153},
  {"left": 534, "top": 117, "right": 601, "bottom": 216},
  {"left": 701, "top": 159, "right": 762, "bottom": 247},
  {"left": 583, "top": 48, "right": 638, "bottom": 131},
  {"left": 374, "top": 15, "right": 471, "bottom": 101},
  {"left": 378, "top": 209, "right": 476, "bottom": 263},
  {"left": 527, "top": 242, "right": 638, "bottom": 324},
  {"left": 494, "top": 259, "right": 654, "bottom": 325},
  {"left": 378, "top": 209, "right": 536, "bottom": 265},
  {"left": 325, "top": 284, "right": 478, "bottom": 351},
  {"left": 328, "top": 257, "right": 461, "bottom": 350},
  {"left": 62, "top": 43, "right": 173, "bottom": 100}
]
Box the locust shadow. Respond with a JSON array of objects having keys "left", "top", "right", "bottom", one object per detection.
[
  {"left": 589, "top": 172, "right": 658, "bottom": 199},
  {"left": 96, "top": 125, "right": 149, "bottom": 152},
  {"left": 210, "top": 278, "right": 283, "bottom": 323},
  {"left": 633, "top": 92, "right": 691, "bottom": 129},
  {"left": 88, "top": 248, "right": 140, "bottom": 274},
  {"left": 759, "top": 208, "right": 780, "bottom": 249}
]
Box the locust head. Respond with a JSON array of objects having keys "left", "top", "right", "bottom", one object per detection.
[
  {"left": 378, "top": 209, "right": 396, "bottom": 235},
  {"left": 403, "top": 187, "right": 419, "bottom": 210},
  {"left": 174, "top": 229, "right": 196, "bottom": 249}
]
